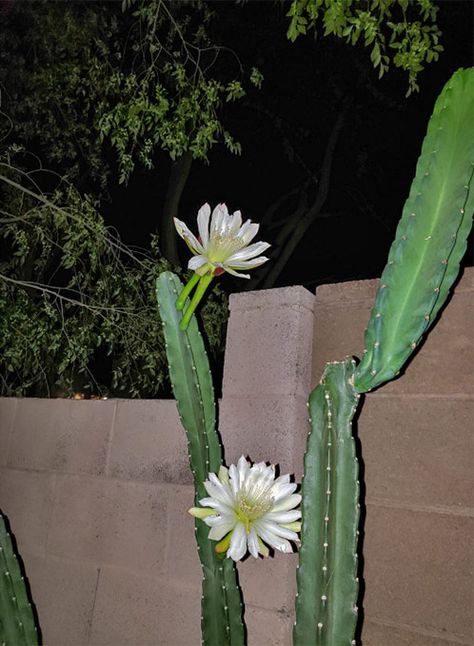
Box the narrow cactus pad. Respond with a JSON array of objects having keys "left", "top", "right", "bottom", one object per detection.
[
  {"left": 0, "top": 512, "right": 38, "bottom": 646},
  {"left": 156, "top": 272, "right": 244, "bottom": 646},
  {"left": 355, "top": 68, "right": 474, "bottom": 392},
  {"left": 294, "top": 359, "right": 361, "bottom": 646}
]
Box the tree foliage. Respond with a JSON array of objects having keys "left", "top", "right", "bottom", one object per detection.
[
  {"left": 287, "top": 0, "right": 443, "bottom": 95},
  {"left": 0, "top": 162, "right": 227, "bottom": 398}
]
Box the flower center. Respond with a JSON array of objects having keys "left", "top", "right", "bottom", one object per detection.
[
  {"left": 236, "top": 491, "right": 273, "bottom": 530},
  {"left": 207, "top": 233, "right": 244, "bottom": 263}
]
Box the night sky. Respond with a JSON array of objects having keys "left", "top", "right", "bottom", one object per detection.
[{"left": 108, "top": 1, "right": 473, "bottom": 293}]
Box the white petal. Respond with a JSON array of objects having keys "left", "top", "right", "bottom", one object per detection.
[
  {"left": 227, "top": 522, "right": 247, "bottom": 561},
  {"left": 254, "top": 522, "right": 293, "bottom": 554},
  {"left": 247, "top": 529, "right": 259, "bottom": 558},
  {"left": 188, "top": 255, "right": 210, "bottom": 271},
  {"left": 226, "top": 256, "right": 270, "bottom": 270},
  {"left": 271, "top": 482, "right": 297, "bottom": 503},
  {"left": 173, "top": 218, "right": 203, "bottom": 254},
  {"left": 265, "top": 510, "right": 301, "bottom": 524},
  {"left": 272, "top": 494, "right": 302, "bottom": 513},
  {"left": 237, "top": 455, "right": 250, "bottom": 487},
  {"left": 199, "top": 497, "right": 233, "bottom": 515},
  {"left": 202, "top": 478, "right": 234, "bottom": 506},
  {"left": 226, "top": 242, "right": 271, "bottom": 263},
  {"left": 220, "top": 265, "right": 251, "bottom": 279},
  {"left": 229, "top": 210, "right": 243, "bottom": 235},
  {"left": 208, "top": 519, "right": 236, "bottom": 541},
  {"left": 237, "top": 220, "right": 259, "bottom": 245},
  {"left": 261, "top": 519, "right": 299, "bottom": 542},
  {"left": 210, "top": 203, "right": 227, "bottom": 237},
  {"left": 197, "top": 203, "right": 211, "bottom": 248}
]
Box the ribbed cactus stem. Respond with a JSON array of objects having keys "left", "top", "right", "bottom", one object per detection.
[
  {"left": 0, "top": 512, "right": 38, "bottom": 646},
  {"left": 294, "top": 359, "right": 360, "bottom": 646},
  {"left": 355, "top": 68, "right": 474, "bottom": 393},
  {"left": 156, "top": 271, "right": 244, "bottom": 646}
]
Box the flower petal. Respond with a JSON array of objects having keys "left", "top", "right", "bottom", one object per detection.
[
  {"left": 237, "top": 220, "right": 259, "bottom": 245},
  {"left": 226, "top": 256, "right": 270, "bottom": 270},
  {"left": 197, "top": 203, "right": 211, "bottom": 248},
  {"left": 208, "top": 519, "right": 236, "bottom": 541},
  {"left": 227, "top": 242, "right": 271, "bottom": 263},
  {"left": 228, "top": 210, "right": 242, "bottom": 235},
  {"left": 210, "top": 203, "right": 228, "bottom": 237},
  {"left": 188, "top": 255, "right": 211, "bottom": 271},
  {"left": 247, "top": 528, "right": 259, "bottom": 558},
  {"left": 265, "top": 509, "right": 301, "bottom": 524},
  {"left": 173, "top": 218, "right": 203, "bottom": 254},
  {"left": 271, "top": 481, "right": 298, "bottom": 503},
  {"left": 220, "top": 265, "right": 251, "bottom": 279},
  {"left": 254, "top": 522, "right": 293, "bottom": 554},
  {"left": 227, "top": 522, "right": 247, "bottom": 561},
  {"left": 260, "top": 519, "right": 300, "bottom": 542},
  {"left": 271, "top": 494, "right": 302, "bottom": 513}
]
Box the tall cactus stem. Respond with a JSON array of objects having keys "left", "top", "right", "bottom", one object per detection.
[
  {"left": 355, "top": 68, "right": 474, "bottom": 393},
  {"left": 156, "top": 271, "right": 244, "bottom": 646},
  {"left": 294, "top": 358, "right": 361, "bottom": 646},
  {"left": 0, "top": 512, "right": 38, "bottom": 646}
]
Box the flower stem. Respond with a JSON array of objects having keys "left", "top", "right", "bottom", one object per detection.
[
  {"left": 180, "top": 275, "right": 213, "bottom": 330},
  {"left": 176, "top": 272, "right": 200, "bottom": 311}
]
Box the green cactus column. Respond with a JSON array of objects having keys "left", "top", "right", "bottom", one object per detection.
[
  {"left": 0, "top": 512, "right": 39, "bottom": 646},
  {"left": 294, "top": 359, "right": 360, "bottom": 646},
  {"left": 156, "top": 271, "right": 244, "bottom": 646},
  {"left": 355, "top": 67, "right": 474, "bottom": 393}
]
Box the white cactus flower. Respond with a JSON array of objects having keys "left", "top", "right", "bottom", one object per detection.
[
  {"left": 174, "top": 203, "right": 270, "bottom": 279},
  {"left": 189, "top": 455, "right": 301, "bottom": 562}
]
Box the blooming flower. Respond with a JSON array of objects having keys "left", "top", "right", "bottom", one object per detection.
[
  {"left": 174, "top": 203, "right": 270, "bottom": 279},
  {"left": 189, "top": 455, "right": 301, "bottom": 562}
]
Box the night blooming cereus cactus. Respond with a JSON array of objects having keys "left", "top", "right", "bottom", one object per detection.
[
  {"left": 156, "top": 204, "right": 281, "bottom": 645},
  {"left": 157, "top": 67, "right": 473, "bottom": 646}
]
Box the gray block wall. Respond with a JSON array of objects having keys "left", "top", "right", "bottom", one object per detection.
[{"left": 0, "top": 266, "right": 472, "bottom": 645}]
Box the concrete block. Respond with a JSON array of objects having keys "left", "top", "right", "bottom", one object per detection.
[
  {"left": 219, "top": 395, "right": 310, "bottom": 480},
  {"left": 378, "top": 276, "right": 474, "bottom": 395},
  {"left": 237, "top": 551, "right": 297, "bottom": 612},
  {"left": 90, "top": 566, "right": 200, "bottom": 645},
  {"left": 312, "top": 268, "right": 474, "bottom": 396},
  {"left": 8, "top": 398, "right": 115, "bottom": 476},
  {"left": 312, "top": 300, "right": 372, "bottom": 387},
  {"left": 0, "top": 397, "right": 17, "bottom": 466},
  {"left": 362, "top": 619, "right": 472, "bottom": 646},
  {"left": 0, "top": 468, "right": 55, "bottom": 558},
  {"left": 245, "top": 605, "right": 293, "bottom": 646},
  {"left": 163, "top": 485, "right": 202, "bottom": 589},
  {"left": 108, "top": 399, "right": 191, "bottom": 484},
  {"left": 360, "top": 395, "right": 474, "bottom": 509},
  {"left": 25, "top": 554, "right": 99, "bottom": 646},
  {"left": 363, "top": 504, "right": 473, "bottom": 639},
  {"left": 48, "top": 475, "right": 167, "bottom": 574},
  {"left": 223, "top": 285, "right": 314, "bottom": 398}
]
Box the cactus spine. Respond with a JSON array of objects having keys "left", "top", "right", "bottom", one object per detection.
[
  {"left": 156, "top": 271, "right": 244, "bottom": 646},
  {"left": 355, "top": 68, "right": 474, "bottom": 393},
  {"left": 293, "top": 359, "right": 360, "bottom": 646},
  {"left": 0, "top": 511, "right": 38, "bottom": 646}
]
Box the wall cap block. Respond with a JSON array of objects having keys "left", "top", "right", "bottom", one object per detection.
[{"left": 229, "top": 284, "right": 314, "bottom": 313}]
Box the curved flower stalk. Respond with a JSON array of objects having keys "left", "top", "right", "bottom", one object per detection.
[
  {"left": 174, "top": 203, "right": 270, "bottom": 329},
  {"left": 189, "top": 455, "right": 301, "bottom": 562}
]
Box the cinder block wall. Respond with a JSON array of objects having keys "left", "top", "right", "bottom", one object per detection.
[
  {"left": 311, "top": 266, "right": 473, "bottom": 646},
  {"left": 0, "top": 267, "right": 472, "bottom": 645}
]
